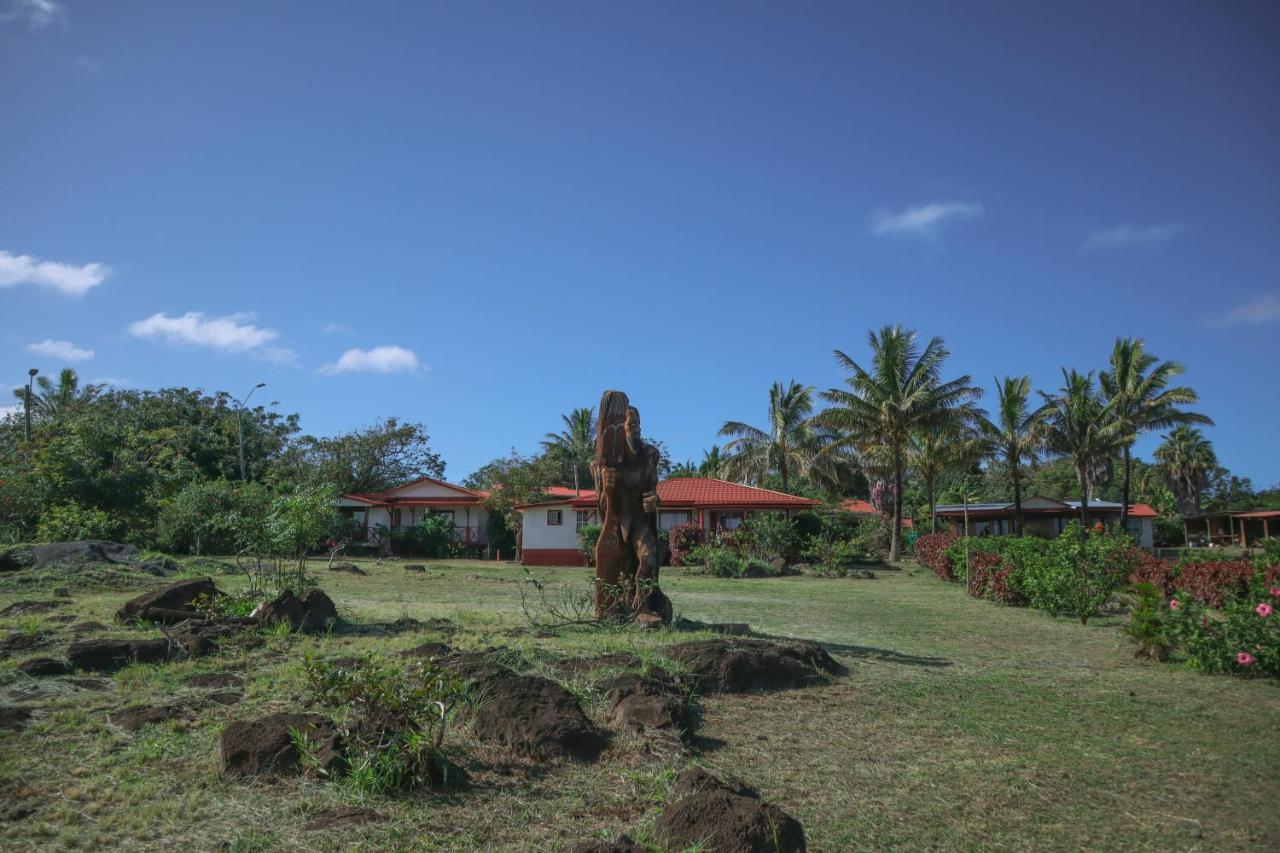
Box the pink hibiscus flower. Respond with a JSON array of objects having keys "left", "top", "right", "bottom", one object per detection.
[
  {"left": 1258, "top": 602, "right": 1275, "bottom": 618},
  {"left": 1169, "top": 598, "right": 1180, "bottom": 610},
  {"left": 1236, "top": 652, "right": 1256, "bottom": 666}
]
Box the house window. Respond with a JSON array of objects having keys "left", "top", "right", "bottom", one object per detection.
[
  {"left": 430, "top": 509, "right": 456, "bottom": 526},
  {"left": 575, "top": 510, "right": 597, "bottom": 531},
  {"left": 717, "top": 511, "right": 746, "bottom": 530},
  {"left": 547, "top": 510, "right": 563, "bottom": 526},
  {"left": 391, "top": 508, "right": 403, "bottom": 528},
  {"left": 658, "top": 510, "right": 693, "bottom": 532}
]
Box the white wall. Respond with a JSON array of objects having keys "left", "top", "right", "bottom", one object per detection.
[{"left": 522, "top": 503, "right": 588, "bottom": 550}]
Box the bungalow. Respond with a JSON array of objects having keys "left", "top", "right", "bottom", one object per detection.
[
  {"left": 517, "top": 477, "right": 820, "bottom": 566},
  {"left": 336, "top": 475, "right": 489, "bottom": 548},
  {"left": 1181, "top": 509, "right": 1280, "bottom": 549},
  {"left": 932, "top": 496, "right": 1156, "bottom": 549}
]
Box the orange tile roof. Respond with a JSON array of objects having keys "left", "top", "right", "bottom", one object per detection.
[{"left": 515, "top": 478, "right": 819, "bottom": 510}]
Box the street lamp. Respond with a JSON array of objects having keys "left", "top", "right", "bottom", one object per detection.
[
  {"left": 24, "top": 368, "right": 38, "bottom": 441},
  {"left": 237, "top": 382, "right": 266, "bottom": 481}
]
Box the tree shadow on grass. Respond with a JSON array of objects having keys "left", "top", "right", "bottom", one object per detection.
[{"left": 815, "top": 641, "right": 953, "bottom": 668}]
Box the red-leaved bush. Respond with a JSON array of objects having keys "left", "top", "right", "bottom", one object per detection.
[
  {"left": 668, "top": 522, "right": 703, "bottom": 567},
  {"left": 915, "top": 533, "right": 958, "bottom": 580},
  {"left": 1130, "top": 551, "right": 1175, "bottom": 596},
  {"left": 1175, "top": 559, "right": 1256, "bottom": 608}
]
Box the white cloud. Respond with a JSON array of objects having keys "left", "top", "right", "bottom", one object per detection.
[
  {"left": 0, "top": 0, "right": 66, "bottom": 30},
  {"left": 870, "top": 201, "right": 983, "bottom": 237},
  {"left": 1209, "top": 294, "right": 1280, "bottom": 329},
  {"left": 0, "top": 404, "right": 22, "bottom": 420},
  {"left": 320, "top": 345, "right": 421, "bottom": 375},
  {"left": 26, "top": 338, "right": 94, "bottom": 362},
  {"left": 129, "top": 311, "right": 295, "bottom": 365},
  {"left": 0, "top": 250, "right": 110, "bottom": 297},
  {"left": 321, "top": 322, "right": 352, "bottom": 335},
  {"left": 1084, "top": 222, "right": 1186, "bottom": 251}
]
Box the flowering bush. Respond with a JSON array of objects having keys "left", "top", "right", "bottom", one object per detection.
[
  {"left": 1129, "top": 574, "right": 1280, "bottom": 678},
  {"left": 667, "top": 522, "right": 703, "bottom": 567},
  {"left": 915, "top": 532, "right": 958, "bottom": 580},
  {"left": 1129, "top": 551, "right": 1175, "bottom": 597}
]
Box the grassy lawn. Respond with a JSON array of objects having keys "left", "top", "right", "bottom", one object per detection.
[{"left": 2, "top": 558, "right": 1277, "bottom": 851}]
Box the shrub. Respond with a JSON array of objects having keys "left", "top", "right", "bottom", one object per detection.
[
  {"left": 730, "top": 514, "right": 799, "bottom": 563},
  {"left": 967, "top": 551, "right": 1027, "bottom": 606},
  {"left": 800, "top": 536, "right": 864, "bottom": 578},
  {"left": 848, "top": 514, "right": 894, "bottom": 561},
  {"left": 742, "top": 557, "right": 778, "bottom": 578},
  {"left": 1254, "top": 537, "right": 1280, "bottom": 571},
  {"left": 915, "top": 532, "right": 958, "bottom": 580},
  {"left": 1130, "top": 551, "right": 1175, "bottom": 597},
  {"left": 577, "top": 522, "right": 602, "bottom": 565},
  {"left": 156, "top": 480, "right": 272, "bottom": 556},
  {"left": 35, "top": 502, "right": 117, "bottom": 543},
  {"left": 302, "top": 654, "right": 468, "bottom": 793},
  {"left": 667, "top": 522, "right": 702, "bottom": 567},
  {"left": 684, "top": 543, "right": 747, "bottom": 578},
  {"left": 1173, "top": 558, "right": 1256, "bottom": 608}
]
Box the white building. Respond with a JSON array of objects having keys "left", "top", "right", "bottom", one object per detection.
[{"left": 336, "top": 475, "right": 489, "bottom": 550}]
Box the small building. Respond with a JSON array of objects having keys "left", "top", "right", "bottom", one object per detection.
[
  {"left": 932, "top": 496, "right": 1156, "bottom": 549},
  {"left": 1181, "top": 509, "right": 1280, "bottom": 549},
  {"left": 517, "top": 477, "right": 820, "bottom": 566},
  {"left": 336, "top": 475, "right": 489, "bottom": 547}
]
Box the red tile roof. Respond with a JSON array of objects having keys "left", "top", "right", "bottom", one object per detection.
[
  {"left": 841, "top": 498, "right": 913, "bottom": 527},
  {"left": 1129, "top": 503, "right": 1158, "bottom": 518},
  {"left": 515, "top": 478, "right": 819, "bottom": 510}
]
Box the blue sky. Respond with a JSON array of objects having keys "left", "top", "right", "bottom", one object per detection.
[{"left": 2, "top": 1, "right": 1278, "bottom": 486}]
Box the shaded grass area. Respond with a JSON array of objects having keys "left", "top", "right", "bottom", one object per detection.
[{"left": 1, "top": 557, "right": 1277, "bottom": 850}]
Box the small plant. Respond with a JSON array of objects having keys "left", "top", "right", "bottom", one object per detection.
[
  {"left": 578, "top": 522, "right": 602, "bottom": 565},
  {"left": 667, "top": 522, "right": 702, "bottom": 567},
  {"left": 302, "top": 654, "right": 468, "bottom": 794},
  {"left": 800, "top": 537, "right": 862, "bottom": 578}
]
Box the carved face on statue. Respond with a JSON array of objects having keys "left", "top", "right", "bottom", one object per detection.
[{"left": 625, "top": 406, "right": 642, "bottom": 453}]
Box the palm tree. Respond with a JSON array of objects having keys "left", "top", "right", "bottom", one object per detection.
[
  {"left": 719, "top": 381, "right": 824, "bottom": 492},
  {"left": 668, "top": 460, "right": 699, "bottom": 478},
  {"left": 819, "top": 327, "right": 982, "bottom": 560},
  {"left": 12, "top": 368, "right": 102, "bottom": 422},
  {"left": 1099, "top": 338, "right": 1211, "bottom": 529},
  {"left": 1038, "top": 369, "right": 1123, "bottom": 531},
  {"left": 980, "top": 375, "right": 1046, "bottom": 536},
  {"left": 698, "top": 445, "right": 724, "bottom": 478},
  {"left": 541, "top": 407, "right": 595, "bottom": 494},
  {"left": 1154, "top": 426, "right": 1217, "bottom": 517},
  {"left": 909, "top": 407, "right": 987, "bottom": 534}
]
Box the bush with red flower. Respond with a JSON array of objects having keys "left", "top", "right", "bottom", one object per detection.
[
  {"left": 667, "top": 521, "right": 703, "bottom": 567},
  {"left": 915, "top": 532, "right": 958, "bottom": 580}
]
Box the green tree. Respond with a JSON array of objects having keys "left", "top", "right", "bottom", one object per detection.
[
  {"left": 12, "top": 368, "right": 103, "bottom": 423},
  {"left": 1038, "top": 369, "right": 1123, "bottom": 531},
  {"left": 980, "top": 375, "right": 1046, "bottom": 536},
  {"left": 719, "top": 380, "right": 826, "bottom": 492},
  {"left": 277, "top": 418, "right": 443, "bottom": 495},
  {"left": 698, "top": 445, "right": 725, "bottom": 478},
  {"left": 1153, "top": 426, "right": 1217, "bottom": 517},
  {"left": 540, "top": 407, "right": 595, "bottom": 493},
  {"left": 910, "top": 411, "right": 986, "bottom": 534},
  {"left": 1099, "top": 337, "right": 1211, "bottom": 529},
  {"left": 820, "top": 327, "right": 982, "bottom": 560}
]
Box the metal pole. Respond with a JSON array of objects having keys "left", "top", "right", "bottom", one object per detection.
[
  {"left": 24, "top": 368, "right": 37, "bottom": 441},
  {"left": 237, "top": 382, "right": 265, "bottom": 481}
]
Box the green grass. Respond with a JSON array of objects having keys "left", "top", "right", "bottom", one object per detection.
[{"left": 1, "top": 557, "right": 1277, "bottom": 850}]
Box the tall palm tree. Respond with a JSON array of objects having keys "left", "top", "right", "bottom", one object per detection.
[
  {"left": 541, "top": 407, "right": 595, "bottom": 494},
  {"left": 698, "top": 445, "right": 725, "bottom": 478},
  {"left": 719, "top": 381, "right": 824, "bottom": 492},
  {"left": 909, "top": 406, "right": 987, "bottom": 534},
  {"left": 1099, "top": 338, "right": 1211, "bottom": 529},
  {"left": 12, "top": 368, "right": 102, "bottom": 422},
  {"left": 1038, "top": 369, "right": 1123, "bottom": 532},
  {"left": 1154, "top": 426, "right": 1217, "bottom": 517},
  {"left": 980, "top": 375, "right": 1046, "bottom": 536},
  {"left": 819, "top": 327, "right": 982, "bottom": 560}
]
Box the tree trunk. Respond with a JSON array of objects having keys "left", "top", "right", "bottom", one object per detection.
[
  {"left": 928, "top": 476, "right": 937, "bottom": 534},
  {"left": 1012, "top": 458, "right": 1023, "bottom": 537},
  {"left": 1120, "top": 445, "right": 1132, "bottom": 531},
  {"left": 890, "top": 449, "right": 903, "bottom": 561}
]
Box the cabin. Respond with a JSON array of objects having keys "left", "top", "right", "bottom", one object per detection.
[
  {"left": 1181, "top": 508, "right": 1280, "bottom": 549},
  {"left": 517, "top": 477, "right": 820, "bottom": 566},
  {"left": 932, "top": 496, "right": 1156, "bottom": 549},
  {"left": 336, "top": 475, "right": 489, "bottom": 547}
]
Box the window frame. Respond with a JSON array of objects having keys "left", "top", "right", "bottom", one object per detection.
[{"left": 547, "top": 509, "right": 564, "bottom": 526}]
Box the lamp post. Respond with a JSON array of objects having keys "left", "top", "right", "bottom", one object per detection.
[
  {"left": 237, "top": 382, "right": 266, "bottom": 481},
  {"left": 24, "top": 368, "right": 38, "bottom": 441}
]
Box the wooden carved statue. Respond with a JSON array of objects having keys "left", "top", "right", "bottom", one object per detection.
[{"left": 592, "top": 390, "right": 671, "bottom": 623}]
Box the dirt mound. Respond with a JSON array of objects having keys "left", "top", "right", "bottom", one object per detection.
[
  {"left": 0, "top": 600, "right": 65, "bottom": 616},
  {"left": 399, "top": 642, "right": 452, "bottom": 660},
  {"left": 341, "top": 617, "right": 434, "bottom": 637},
  {"left": 598, "top": 671, "right": 692, "bottom": 737},
  {"left": 0, "top": 705, "right": 33, "bottom": 731},
  {"left": 66, "top": 637, "right": 169, "bottom": 672},
  {"left": 444, "top": 656, "right": 606, "bottom": 761},
  {"left": 185, "top": 672, "right": 243, "bottom": 689},
  {"left": 205, "top": 691, "right": 242, "bottom": 706},
  {"left": 303, "top": 807, "right": 385, "bottom": 831},
  {"left": 664, "top": 639, "right": 844, "bottom": 694},
  {"left": 570, "top": 834, "right": 646, "bottom": 853},
  {"left": 17, "top": 657, "right": 72, "bottom": 677},
  {"left": 109, "top": 703, "right": 186, "bottom": 732},
  {"left": 221, "top": 712, "right": 345, "bottom": 777},
  {"left": 328, "top": 562, "right": 367, "bottom": 575},
  {"left": 656, "top": 768, "right": 806, "bottom": 852},
  {"left": 0, "top": 630, "right": 53, "bottom": 655},
  {"left": 69, "top": 621, "right": 109, "bottom": 634},
  {"left": 166, "top": 618, "right": 259, "bottom": 658},
  {"left": 404, "top": 564, "right": 426, "bottom": 572},
  {"left": 116, "top": 577, "right": 220, "bottom": 625},
  {"left": 253, "top": 589, "right": 337, "bottom": 633}
]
